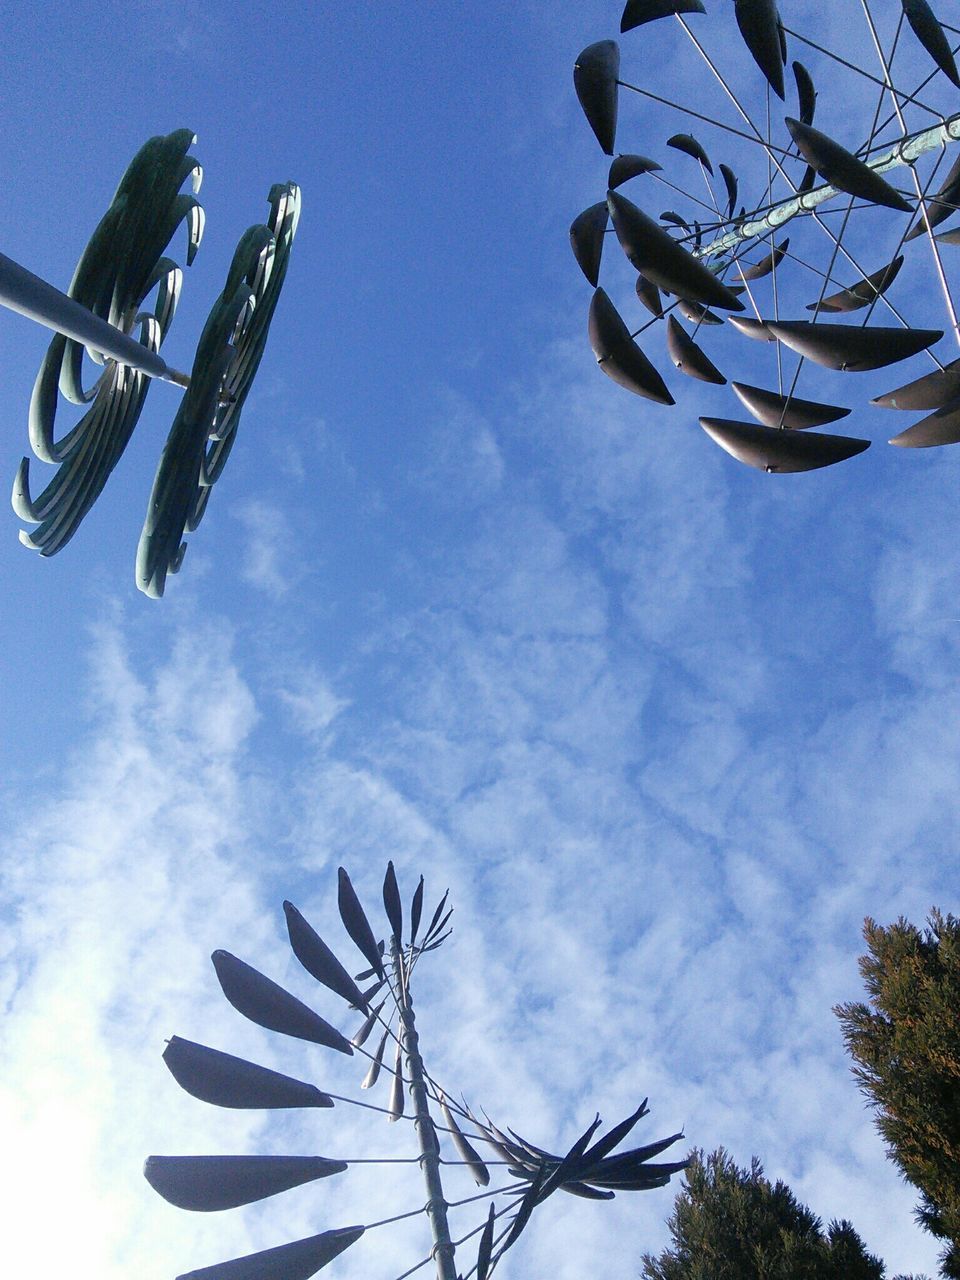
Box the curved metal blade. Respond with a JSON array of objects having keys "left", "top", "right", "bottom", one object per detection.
[
  {"left": 905, "top": 152, "right": 960, "bottom": 241},
  {"left": 607, "top": 190, "right": 745, "bottom": 311},
  {"left": 739, "top": 238, "right": 788, "bottom": 282},
  {"left": 667, "top": 133, "right": 713, "bottom": 174},
  {"left": 793, "top": 60, "right": 816, "bottom": 125},
  {"left": 677, "top": 298, "right": 723, "bottom": 325},
  {"left": 609, "top": 154, "right": 662, "bottom": 188},
  {"left": 635, "top": 273, "right": 665, "bottom": 317},
  {"left": 144, "top": 1155, "right": 347, "bottom": 1211},
  {"left": 162, "top": 1037, "right": 333, "bottom": 1110},
  {"left": 283, "top": 902, "right": 367, "bottom": 1010},
  {"left": 570, "top": 203, "right": 609, "bottom": 286},
  {"left": 728, "top": 315, "right": 776, "bottom": 341},
  {"left": 620, "top": 0, "right": 705, "bottom": 32},
  {"left": 439, "top": 1094, "right": 491, "bottom": 1186},
  {"left": 872, "top": 356, "right": 960, "bottom": 409},
  {"left": 719, "top": 164, "right": 738, "bottom": 219},
  {"left": 765, "top": 320, "right": 942, "bottom": 371},
  {"left": 176, "top": 1225, "right": 364, "bottom": 1280},
  {"left": 731, "top": 382, "right": 851, "bottom": 428},
  {"left": 666, "top": 316, "right": 725, "bottom": 382},
  {"left": 807, "top": 256, "right": 903, "bottom": 313},
  {"left": 211, "top": 951, "right": 354, "bottom": 1055},
  {"left": 734, "top": 0, "right": 785, "bottom": 99},
  {"left": 785, "top": 118, "right": 912, "bottom": 212},
  {"left": 337, "top": 867, "right": 385, "bottom": 980},
  {"left": 700, "top": 417, "right": 870, "bottom": 472},
  {"left": 589, "top": 288, "right": 674, "bottom": 403},
  {"left": 382, "top": 862, "right": 403, "bottom": 945},
  {"left": 574, "top": 41, "right": 620, "bottom": 155},
  {"left": 902, "top": 0, "right": 960, "bottom": 88},
  {"left": 889, "top": 399, "right": 960, "bottom": 447}
]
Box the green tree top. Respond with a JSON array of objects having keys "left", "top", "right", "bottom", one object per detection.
[{"left": 835, "top": 909, "right": 960, "bottom": 1278}]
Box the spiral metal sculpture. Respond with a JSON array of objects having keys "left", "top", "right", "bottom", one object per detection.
[
  {"left": 8, "top": 130, "right": 299, "bottom": 595},
  {"left": 147, "top": 864, "right": 688, "bottom": 1280},
  {"left": 573, "top": 0, "right": 960, "bottom": 473}
]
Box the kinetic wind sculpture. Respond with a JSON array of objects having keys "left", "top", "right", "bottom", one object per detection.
[
  {"left": 6, "top": 129, "right": 299, "bottom": 595},
  {"left": 146, "top": 864, "right": 688, "bottom": 1280},
  {"left": 572, "top": 0, "right": 960, "bottom": 472}
]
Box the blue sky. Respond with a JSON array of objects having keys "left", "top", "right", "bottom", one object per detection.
[{"left": 1, "top": 2, "right": 957, "bottom": 1277}]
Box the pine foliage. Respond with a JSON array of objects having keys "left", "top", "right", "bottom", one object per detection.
[
  {"left": 640, "top": 1147, "right": 887, "bottom": 1280},
  {"left": 835, "top": 910, "right": 960, "bottom": 1277}
]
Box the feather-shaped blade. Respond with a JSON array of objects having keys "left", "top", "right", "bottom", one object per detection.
[
  {"left": 560, "top": 1180, "right": 617, "bottom": 1199},
  {"left": 793, "top": 60, "right": 816, "bottom": 125},
  {"left": 785, "top": 118, "right": 912, "bottom": 212},
  {"left": 806, "top": 256, "right": 903, "bottom": 313},
  {"left": 667, "top": 134, "right": 713, "bottom": 175},
  {"left": 503, "top": 1165, "right": 548, "bottom": 1250},
  {"left": 621, "top": 0, "right": 705, "bottom": 32},
  {"left": 700, "top": 417, "right": 870, "bottom": 472},
  {"left": 719, "top": 164, "right": 738, "bottom": 219},
  {"left": 439, "top": 1095, "right": 490, "bottom": 1185},
  {"left": 337, "top": 867, "right": 384, "bottom": 980},
  {"left": 162, "top": 1037, "right": 333, "bottom": 1110},
  {"left": 609, "top": 154, "right": 662, "bottom": 188},
  {"left": 283, "top": 902, "right": 368, "bottom": 1011},
  {"left": 388, "top": 1040, "right": 405, "bottom": 1121},
  {"left": 424, "top": 907, "right": 453, "bottom": 946},
  {"left": 409, "top": 876, "right": 425, "bottom": 946},
  {"left": 362, "top": 1029, "right": 390, "bottom": 1089},
  {"left": 579, "top": 1101, "right": 650, "bottom": 1167},
  {"left": 352, "top": 999, "right": 386, "bottom": 1049},
  {"left": 176, "top": 1225, "right": 364, "bottom": 1280},
  {"left": 144, "top": 1155, "right": 347, "bottom": 1212},
  {"left": 570, "top": 203, "right": 609, "bottom": 286},
  {"left": 902, "top": 0, "right": 960, "bottom": 88},
  {"left": 476, "top": 1204, "right": 496, "bottom": 1280},
  {"left": 211, "top": 952, "right": 353, "bottom": 1055},
  {"left": 666, "top": 316, "right": 725, "bottom": 383},
  {"left": 583, "top": 1132, "right": 686, "bottom": 1176},
  {"left": 574, "top": 41, "right": 620, "bottom": 155},
  {"left": 382, "top": 862, "right": 403, "bottom": 944},
  {"left": 589, "top": 287, "right": 674, "bottom": 403}
]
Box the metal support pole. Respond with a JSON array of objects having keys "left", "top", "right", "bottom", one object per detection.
[
  {"left": 0, "top": 251, "right": 191, "bottom": 387},
  {"left": 696, "top": 113, "right": 960, "bottom": 261},
  {"left": 391, "top": 938, "right": 458, "bottom": 1280}
]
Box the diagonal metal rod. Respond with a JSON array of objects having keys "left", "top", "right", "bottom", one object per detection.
[
  {"left": 0, "top": 251, "right": 191, "bottom": 387},
  {"left": 392, "top": 934, "right": 458, "bottom": 1280}
]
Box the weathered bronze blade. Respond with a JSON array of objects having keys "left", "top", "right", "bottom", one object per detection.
[
  {"left": 176, "top": 1225, "right": 364, "bottom": 1280},
  {"left": 212, "top": 951, "right": 354, "bottom": 1055},
  {"left": 144, "top": 1155, "right": 347, "bottom": 1211},
  {"left": 731, "top": 381, "right": 851, "bottom": 428},
  {"left": 807, "top": 256, "right": 903, "bottom": 313},
  {"left": 700, "top": 417, "right": 870, "bottom": 472},
  {"left": 574, "top": 41, "right": 620, "bottom": 155},
  {"left": 719, "top": 164, "right": 738, "bottom": 218},
  {"left": 739, "top": 239, "right": 788, "bottom": 282},
  {"left": 621, "top": 0, "right": 705, "bottom": 32},
  {"left": 785, "top": 118, "right": 912, "bottom": 212},
  {"left": 162, "top": 1037, "right": 333, "bottom": 1109},
  {"left": 793, "top": 60, "right": 816, "bottom": 125},
  {"left": 666, "top": 316, "right": 725, "bottom": 382},
  {"left": 635, "top": 273, "right": 664, "bottom": 317},
  {"left": 608, "top": 154, "right": 662, "bottom": 188},
  {"left": 905, "top": 153, "right": 960, "bottom": 240},
  {"left": 570, "top": 203, "right": 609, "bottom": 287},
  {"left": 902, "top": 0, "right": 960, "bottom": 88},
  {"left": 607, "top": 190, "right": 745, "bottom": 310},
  {"left": 734, "top": 0, "right": 785, "bottom": 99},
  {"left": 935, "top": 227, "right": 960, "bottom": 245},
  {"left": 667, "top": 133, "right": 713, "bottom": 174},
  {"left": 728, "top": 315, "right": 776, "bottom": 340},
  {"left": 765, "top": 320, "right": 941, "bottom": 371},
  {"left": 872, "top": 357, "right": 960, "bottom": 409},
  {"left": 589, "top": 288, "right": 674, "bottom": 403},
  {"left": 889, "top": 399, "right": 960, "bottom": 447},
  {"left": 677, "top": 298, "right": 723, "bottom": 325}
]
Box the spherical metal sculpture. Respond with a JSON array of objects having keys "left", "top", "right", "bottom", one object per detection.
[
  {"left": 573, "top": 0, "right": 960, "bottom": 472},
  {"left": 147, "top": 864, "right": 688, "bottom": 1280},
  {"left": 6, "top": 130, "right": 299, "bottom": 594}
]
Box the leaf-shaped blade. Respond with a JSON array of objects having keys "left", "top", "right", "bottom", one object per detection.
[
  {"left": 700, "top": 417, "right": 870, "bottom": 472},
  {"left": 283, "top": 902, "right": 367, "bottom": 1011},
  {"left": 667, "top": 133, "right": 712, "bottom": 175},
  {"left": 793, "top": 60, "right": 816, "bottom": 125},
  {"left": 739, "top": 239, "right": 788, "bottom": 282},
  {"left": 362, "top": 1029, "right": 389, "bottom": 1089},
  {"left": 666, "top": 316, "right": 725, "bottom": 383},
  {"left": 807, "top": 256, "right": 903, "bottom": 313},
  {"left": 439, "top": 1095, "right": 491, "bottom": 1186},
  {"left": 476, "top": 1204, "right": 496, "bottom": 1280},
  {"left": 731, "top": 382, "right": 850, "bottom": 429},
  {"left": 409, "top": 875, "right": 425, "bottom": 946},
  {"left": 177, "top": 1225, "right": 364, "bottom": 1280},
  {"left": 570, "top": 203, "right": 609, "bottom": 287},
  {"left": 382, "top": 862, "right": 403, "bottom": 944},
  {"left": 785, "top": 118, "right": 912, "bottom": 212},
  {"left": 583, "top": 1132, "right": 686, "bottom": 1177},
  {"left": 635, "top": 274, "right": 664, "bottom": 318},
  {"left": 162, "top": 1037, "right": 333, "bottom": 1110},
  {"left": 905, "top": 152, "right": 960, "bottom": 241},
  {"left": 212, "top": 952, "right": 353, "bottom": 1055},
  {"left": 765, "top": 319, "right": 942, "bottom": 371},
  {"left": 621, "top": 0, "right": 705, "bottom": 32},
  {"left": 352, "top": 999, "right": 386, "bottom": 1049},
  {"left": 574, "top": 41, "right": 620, "bottom": 155},
  {"left": 719, "top": 164, "right": 738, "bottom": 219},
  {"left": 589, "top": 288, "right": 674, "bottom": 404},
  {"left": 728, "top": 315, "right": 776, "bottom": 341},
  {"left": 734, "top": 0, "right": 785, "bottom": 99},
  {"left": 337, "top": 867, "right": 384, "bottom": 980},
  {"left": 902, "top": 0, "right": 960, "bottom": 88},
  {"left": 560, "top": 1180, "right": 617, "bottom": 1199},
  {"left": 144, "top": 1155, "right": 347, "bottom": 1211},
  {"left": 388, "top": 1039, "right": 405, "bottom": 1120},
  {"left": 607, "top": 191, "right": 745, "bottom": 311},
  {"left": 676, "top": 299, "right": 723, "bottom": 325},
  {"left": 889, "top": 399, "right": 960, "bottom": 447},
  {"left": 872, "top": 356, "right": 960, "bottom": 409},
  {"left": 579, "top": 1100, "right": 650, "bottom": 1168},
  {"left": 609, "top": 154, "right": 662, "bottom": 189}
]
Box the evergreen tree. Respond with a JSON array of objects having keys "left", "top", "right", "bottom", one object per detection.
[
  {"left": 835, "top": 910, "right": 960, "bottom": 1278},
  {"left": 640, "top": 1147, "right": 891, "bottom": 1280}
]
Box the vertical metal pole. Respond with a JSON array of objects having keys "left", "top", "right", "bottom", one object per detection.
[{"left": 391, "top": 938, "right": 458, "bottom": 1280}]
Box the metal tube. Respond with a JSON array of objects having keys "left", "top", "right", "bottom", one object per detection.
[
  {"left": 0, "top": 251, "right": 190, "bottom": 386},
  {"left": 391, "top": 937, "right": 458, "bottom": 1280}
]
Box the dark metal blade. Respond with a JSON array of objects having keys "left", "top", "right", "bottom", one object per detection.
[
  {"left": 162, "top": 1037, "right": 333, "bottom": 1109},
  {"left": 621, "top": 0, "right": 705, "bottom": 32},
  {"left": 337, "top": 867, "right": 384, "bottom": 980},
  {"left": 666, "top": 316, "right": 725, "bottom": 383},
  {"left": 806, "top": 256, "right": 903, "bottom": 313},
  {"left": 889, "top": 398, "right": 960, "bottom": 447},
  {"left": 283, "top": 902, "right": 367, "bottom": 1011},
  {"left": 766, "top": 319, "right": 942, "bottom": 371},
  {"left": 872, "top": 357, "right": 960, "bottom": 409},
  {"left": 589, "top": 287, "right": 674, "bottom": 403},
  {"left": 382, "top": 861, "right": 403, "bottom": 945},
  {"left": 700, "top": 417, "right": 870, "bottom": 472},
  {"left": 667, "top": 133, "right": 713, "bottom": 174},
  {"left": 731, "top": 381, "right": 851, "bottom": 428},
  {"left": 144, "top": 1155, "right": 347, "bottom": 1211},
  {"left": 902, "top": 0, "right": 960, "bottom": 88},
  {"left": 785, "top": 118, "right": 912, "bottom": 212},
  {"left": 176, "top": 1225, "right": 364, "bottom": 1280},
  {"left": 734, "top": 0, "right": 785, "bottom": 99},
  {"left": 574, "top": 41, "right": 620, "bottom": 155},
  {"left": 570, "top": 203, "right": 609, "bottom": 286},
  {"left": 211, "top": 951, "right": 353, "bottom": 1055},
  {"left": 608, "top": 154, "right": 662, "bottom": 188}
]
